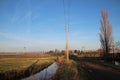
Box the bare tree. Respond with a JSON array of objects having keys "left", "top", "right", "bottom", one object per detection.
[
  {"left": 99, "top": 9, "right": 113, "bottom": 61},
  {"left": 115, "top": 41, "right": 120, "bottom": 53}
]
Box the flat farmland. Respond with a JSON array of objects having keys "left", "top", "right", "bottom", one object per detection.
[{"left": 0, "top": 55, "right": 56, "bottom": 80}]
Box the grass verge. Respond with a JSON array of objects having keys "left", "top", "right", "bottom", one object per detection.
[
  {"left": 52, "top": 59, "right": 79, "bottom": 80},
  {"left": 52, "top": 57, "right": 93, "bottom": 80}
]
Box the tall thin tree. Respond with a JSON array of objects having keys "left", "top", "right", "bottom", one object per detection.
[{"left": 99, "top": 9, "right": 113, "bottom": 61}]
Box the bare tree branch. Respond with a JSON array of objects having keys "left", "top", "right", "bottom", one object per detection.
[{"left": 99, "top": 9, "right": 113, "bottom": 61}]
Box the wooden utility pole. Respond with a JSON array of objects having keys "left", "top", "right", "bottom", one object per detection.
[{"left": 66, "top": 23, "right": 69, "bottom": 62}]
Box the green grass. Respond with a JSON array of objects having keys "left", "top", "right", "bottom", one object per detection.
[
  {"left": 0, "top": 55, "right": 56, "bottom": 80},
  {"left": 0, "top": 58, "right": 35, "bottom": 72}
]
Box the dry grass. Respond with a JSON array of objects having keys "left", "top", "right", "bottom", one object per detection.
[{"left": 52, "top": 58, "right": 80, "bottom": 80}]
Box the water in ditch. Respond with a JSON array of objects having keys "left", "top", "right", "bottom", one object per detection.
[{"left": 22, "top": 62, "right": 58, "bottom": 80}]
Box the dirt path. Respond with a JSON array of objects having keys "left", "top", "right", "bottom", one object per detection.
[{"left": 70, "top": 55, "right": 120, "bottom": 80}]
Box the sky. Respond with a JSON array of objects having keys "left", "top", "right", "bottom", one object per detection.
[{"left": 0, "top": 0, "right": 120, "bottom": 52}]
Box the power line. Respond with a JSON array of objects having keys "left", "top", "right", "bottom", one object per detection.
[
  {"left": 63, "top": 0, "right": 67, "bottom": 24},
  {"left": 68, "top": 0, "right": 71, "bottom": 24}
]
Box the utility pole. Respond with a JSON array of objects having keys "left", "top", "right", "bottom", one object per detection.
[
  {"left": 66, "top": 23, "right": 69, "bottom": 62},
  {"left": 63, "top": 0, "right": 70, "bottom": 63}
]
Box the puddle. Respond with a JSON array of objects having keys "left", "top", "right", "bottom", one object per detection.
[{"left": 22, "top": 62, "right": 58, "bottom": 80}]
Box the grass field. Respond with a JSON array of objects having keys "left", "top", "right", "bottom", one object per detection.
[{"left": 0, "top": 55, "right": 56, "bottom": 80}]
